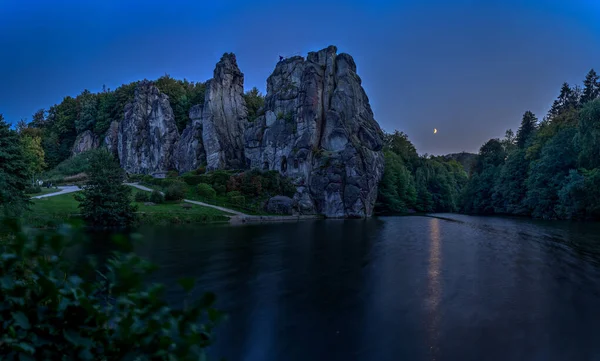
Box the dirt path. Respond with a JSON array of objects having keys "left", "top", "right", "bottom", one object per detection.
[
  {"left": 125, "top": 183, "right": 247, "bottom": 216},
  {"left": 31, "top": 186, "right": 80, "bottom": 199}
]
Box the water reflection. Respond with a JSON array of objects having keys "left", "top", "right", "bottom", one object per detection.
[{"left": 427, "top": 218, "right": 442, "bottom": 360}]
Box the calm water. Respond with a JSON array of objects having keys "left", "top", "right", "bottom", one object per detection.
[{"left": 129, "top": 215, "right": 600, "bottom": 361}]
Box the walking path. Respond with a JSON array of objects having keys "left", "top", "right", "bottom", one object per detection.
[
  {"left": 125, "top": 183, "right": 247, "bottom": 216},
  {"left": 31, "top": 186, "right": 80, "bottom": 199},
  {"left": 34, "top": 182, "right": 320, "bottom": 224},
  {"left": 125, "top": 183, "right": 320, "bottom": 224}
]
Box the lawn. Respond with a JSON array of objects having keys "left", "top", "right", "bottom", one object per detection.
[{"left": 24, "top": 190, "right": 231, "bottom": 228}]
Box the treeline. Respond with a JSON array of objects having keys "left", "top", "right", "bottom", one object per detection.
[
  {"left": 25, "top": 76, "right": 206, "bottom": 169},
  {"left": 376, "top": 131, "right": 468, "bottom": 214},
  {"left": 462, "top": 69, "right": 600, "bottom": 220}
]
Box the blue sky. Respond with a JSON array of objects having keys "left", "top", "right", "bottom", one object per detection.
[{"left": 1, "top": 0, "right": 599, "bottom": 154}]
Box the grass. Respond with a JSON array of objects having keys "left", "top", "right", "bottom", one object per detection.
[{"left": 23, "top": 190, "right": 231, "bottom": 228}]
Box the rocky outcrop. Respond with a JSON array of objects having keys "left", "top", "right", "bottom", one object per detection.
[
  {"left": 103, "top": 121, "right": 119, "bottom": 156},
  {"left": 245, "top": 46, "right": 384, "bottom": 217},
  {"left": 174, "top": 105, "right": 205, "bottom": 173},
  {"left": 266, "top": 196, "right": 294, "bottom": 215},
  {"left": 71, "top": 130, "right": 99, "bottom": 156},
  {"left": 118, "top": 81, "right": 180, "bottom": 174},
  {"left": 201, "top": 53, "right": 247, "bottom": 170}
]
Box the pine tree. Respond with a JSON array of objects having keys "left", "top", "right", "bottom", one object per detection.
[
  {"left": 75, "top": 149, "right": 137, "bottom": 228},
  {"left": 581, "top": 69, "right": 600, "bottom": 104},
  {"left": 0, "top": 115, "right": 30, "bottom": 215},
  {"left": 548, "top": 83, "right": 578, "bottom": 119},
  {"left": 516, "top": 111, "right": 538, "bottom": 148}
]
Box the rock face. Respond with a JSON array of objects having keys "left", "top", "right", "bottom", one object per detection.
[
  {"left": 71, "top": 130, "right": 99, "bottom": 156},
  {"left": 174, "top": 105, "right": 205, "bottom": 173},
  {"left": 245, "top": 46, "right": 384, "bottom": 217},
  {"left": 103, "top": 121, "right": 119, "bottom": 156},
  {"left": 266, "top": 196, "right": 294, "bottom": 215},
  {"left": 118, "top": 81, "right": 180, "bottom": 174},
  {"left": 201, "top": 53, "right": 247, "bottom": 170}
]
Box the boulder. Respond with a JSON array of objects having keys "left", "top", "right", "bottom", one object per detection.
[
  {"left": 117, "top": 81, "right": 180, "bottom": 174},
  {"left": 266, "top": 196, "right": 294, "bottom": 215},
  {"left": 71, "top": 130, "right": 99, "bottom": 156}
]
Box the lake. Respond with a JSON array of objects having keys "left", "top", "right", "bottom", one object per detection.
[{"left": 128, "top": 214, "right": 600, "bottom": 360}]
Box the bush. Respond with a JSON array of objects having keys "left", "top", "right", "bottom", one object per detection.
[
  {"left": 25, "top": 186, "right": 42, "bottom": 194},
  {"left": 140, "top": 175, "right": 154, "bottom": 184},
  {"left": 226, "top": 191, "right": 245, "bottom": 206},
  {"left": 167, "top": 170, "right": 179, "bottom": 178},
  {"left": 150, "top": 190, "right": 165, "bottom": 204},
  {"left": 183, "top": 175, "right": 204, "bottom": 186},
  {"left": 214, "top": 184, "right": 226, "bottom": 195},
  {"left": 197, "top": 183, "right": 216, "bottom": 199},
  {"left": 135, "top": 191, "right": 150, "bottom": 202},
  {"left": 165, "top": 182, "right": 186, "bottom": 201},
  {"left": 0, "top": 219, "right": 222, "bottom": 360},
  {"left": 127, "top": 174, "right": 144, "bottom": 182}
]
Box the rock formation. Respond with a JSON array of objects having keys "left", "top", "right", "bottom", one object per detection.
[
  {"left": 71, "top": 130, "right": 99, "bottom": 156},
  {"left": 174, "top": 105, "right": 205, "bottom": 173},
  {"left": 103, "top": 121, "right": 119, "bottom": 156},
  {"left": 117, "top": 81, "right": 180, "bottom": 174},
  {"left": 201, "top": 53, "right": 247, "bottom": 170},
  {"left": 245, "top": 46, "right": 384, "bottom": 217}
]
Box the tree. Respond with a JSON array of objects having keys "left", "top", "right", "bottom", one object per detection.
[
  {"left": 516, "top": 111, "right": 538, "bottom": 148},
  {"left": 548, "top": 82, "right": 579, "bottom": 119},
  {"left": 525, "top": 126, "right": 578, "bottom": 219},
  {"left": 244, "top": 87, "right": 265, "bottom": 122},
  {"left": 581, "top": 69, "right": 600, "bottom": 104},
  {"left": 376, "top": 151, "right": 416, "bottom": 213},
  {"left": 75, "top": 149, "right": 137, "bottom": 228},
  {"left": 75, "top": 89, "right": 98, "bottom": 133},
  {"left": 492, "top": 149, "right": 529, "bottom": 215},
  {"left": 20, "top": 134, "right": 46, "bottom": 186},
  {"left": 383, "top": 131, "right": 419, "bottom": 170},
  {"left": 0, "top": 115, "right": 29, "bottom": 215},
  {"left": 576, "top": 99, "right": 600, "bottom": 169}
]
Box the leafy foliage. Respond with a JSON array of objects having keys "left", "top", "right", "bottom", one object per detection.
[
  {"left": 0, "top": 218, "right": 222, "bottom": 360},
  {"left": 134, "top": 191, "right": 150, "bottom": 202},
  {"left": 197, "top": 183, "right": 217, "bottom": 200},
  {"left": 463, "top": 68, "right": 600, "bottom": 220},
  {"left": 164, "top": 182, "right": 186, "bottom": 201},
  {"left": 75, "top": 150, "right": 137, "bottom": 228},
  {"left": 376, "top": 131, "right": 467, "bottom": 214},
  {"left": 244, "top": 87, "right": 265, "bottom": 122},
  {"left": 150, "top": 190, "right": 165, "bottom": 204},
  {"left": 0, "top": 115, "right": 30, "bottom": 216}
]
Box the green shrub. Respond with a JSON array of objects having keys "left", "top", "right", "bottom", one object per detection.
[
  {"left": 214, "top": 184, "right": 226, "bottom": 195},
  {"left": 183, "top": 175, "right": 204, "bottom": 186},
  {"left": 230, "top": 195, "right": 246, "bottom": 206},
  {"left": 127, "top": 174, "right": 144, "bottom": 182},
  {"left": 0, "top": 219, "right": 222, "bottom": 360},
  {"left": 141, "top": 175, "right": 154, "bottom": 184},
  {"left": 135, "top": 191, "right": 150, "bottom": 202},
  {"left": 167, "top": 170, "right": 179, "bottom": 178},
  {"left": 25, "top": 186, "right": 42, "bottom": 194},
  {"left": 197, "top": 183, "right": 216, "bottom": 199},
  {"left": 150, "top": 190, "right": 165, "bottom": 204},
  {"left": 165, "top": 182, "right": 186, "bottom": 201}
]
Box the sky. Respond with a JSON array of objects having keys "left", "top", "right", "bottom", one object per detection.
[{"left": 1, "top": 0, "right": 599, "bottom": 155}]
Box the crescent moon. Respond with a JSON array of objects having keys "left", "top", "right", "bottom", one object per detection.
[{"left": 434, "top": 128, "right": 437, "bottom": 134}]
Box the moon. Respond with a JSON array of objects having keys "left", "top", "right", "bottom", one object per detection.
[{"left": 433, "top": 128, "right": 437, "bottom": 134}]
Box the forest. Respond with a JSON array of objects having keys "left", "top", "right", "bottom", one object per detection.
[{"left": 461, "top": 69, "right": 600, "bottom": 220}]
